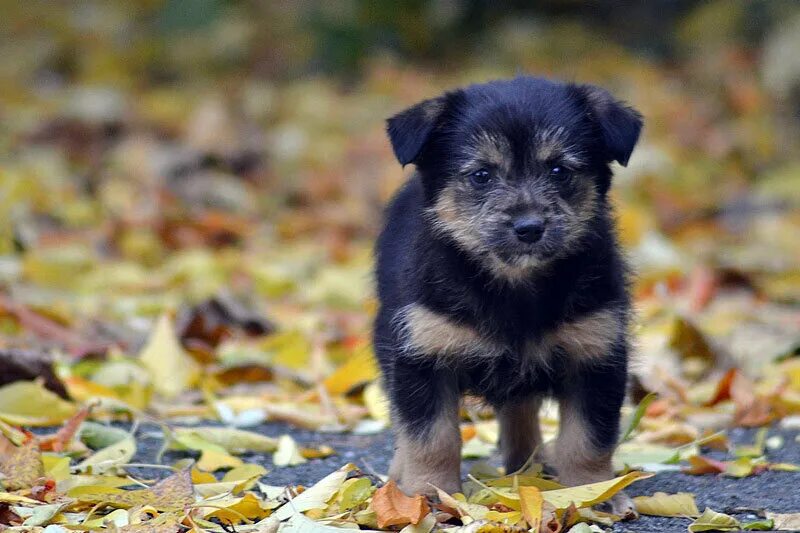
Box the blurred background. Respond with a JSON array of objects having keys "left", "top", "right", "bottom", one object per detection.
[{"left": 0, "top": 1, "right": 798, "bottom": 423}]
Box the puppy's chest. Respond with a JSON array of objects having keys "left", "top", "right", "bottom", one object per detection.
[{"left": 397, "top": 302, "right": 620, "bottom": 364}]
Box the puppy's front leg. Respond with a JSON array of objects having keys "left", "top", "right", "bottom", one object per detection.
[
  {"left": 388, "top": 360, "right": 461, "bottom": 497},
  {"left": 549, "top": 353, "right": 636, "bottom": 518}
]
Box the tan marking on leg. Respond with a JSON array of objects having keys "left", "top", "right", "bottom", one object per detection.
[
  {"left": 395, "top": 304, "right": 505, "bottom": 360},
  {"left": 546, "top": 397, "right": 613, "bottom": 487},
  {"left": 497, "top": 398, "right": 543, "bottom": 473},
  {"left": 545, "top": 309, "right": 621, "bottom": 361},
  {"left": 390, "top": 413, "right": 462, "bottom": 497}
]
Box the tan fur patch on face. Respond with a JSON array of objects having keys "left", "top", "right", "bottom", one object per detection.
[
  {"left": 534, "top": 126, "right": 586, "bottom": 167},
  {"left": 426, "top": 185, "right": 488, "bottom": 252},
  {"left": 497, "top": 398, "right": 543, "bottom": 473},
  {"left": 389, "top": 412, "right": 462, "bottom": 496},
  {"left": 543, "top": 397, "right": 614, "bottom": 486},
  {"left": 395, "top": 304, "right": 505, "bottom": 360},
  {"left": 460, "top": 131, "right": 512, "bottom": 174},
  {"left": 525, "top": 309, "right": 621, "bottom": 364}
]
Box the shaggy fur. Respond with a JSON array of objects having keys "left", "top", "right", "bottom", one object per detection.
[{"left": 373, "top": 76, "right": 642, "bottom": 514}]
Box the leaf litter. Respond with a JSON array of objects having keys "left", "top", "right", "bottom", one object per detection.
[{"left": 1, "top": 2, "right": 800, "bottom": 532}]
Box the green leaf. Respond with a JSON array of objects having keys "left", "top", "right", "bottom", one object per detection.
[
  {"left": 619, "top": 392, "right": 656, "bottom": 443},
  {"left": 742, "top": 519, "right": 774, "bottom": 530},
  {"left": 688, "top": 508, "right": 741, "bottom": 532}
]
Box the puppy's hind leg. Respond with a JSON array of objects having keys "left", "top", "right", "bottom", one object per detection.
[
  {"left": 497, "top": 397, "right": 543, "bottom": 474},
  {"left": 388, "top": 360, "right": 462, "bottom": 497}
]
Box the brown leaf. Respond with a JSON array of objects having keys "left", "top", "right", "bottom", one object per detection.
[
  {"left": 38, "top": 405, "right": 92, "bottom": 452},
  {"left": 683, "top": 455, "right": 726, "bottom": 475},
  {"left": 372, "top": 480, "right": 430, "bottom": 528},
  {"left": 0, "top": 434, "right": 43, "bottom": 490},
  {"left": 705, "top": 368, "right": 738, "bottom": 407},
  {"left": 76, "top": 469, "right": 194, "bottom": 511}
]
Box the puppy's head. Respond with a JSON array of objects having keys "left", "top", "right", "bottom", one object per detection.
[{"left": 387, "top": 76, "right": 642, "bottom": 278}]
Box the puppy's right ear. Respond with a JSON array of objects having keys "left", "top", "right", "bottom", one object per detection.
[{"left": 386, "top": 97, "right": 445, "bottom": 166}]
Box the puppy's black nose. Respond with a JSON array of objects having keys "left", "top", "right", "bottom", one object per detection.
[{"left": 513, "top": 216, "right": 546, "bottom": 243}]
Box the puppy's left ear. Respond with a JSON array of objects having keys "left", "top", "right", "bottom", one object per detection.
[
  {"left": 579, "top": 85, "right": 643, "bottom": 167},
  {"left": 386, "top": 96, "right": 446, "bottom": 166}
]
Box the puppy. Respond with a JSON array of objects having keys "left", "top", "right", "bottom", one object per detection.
[{"left": 373, "top": 76, "right": 642, "bottom": 515}]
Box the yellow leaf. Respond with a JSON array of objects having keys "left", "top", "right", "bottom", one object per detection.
[
  {"left": 138, "top": 314, "right": 198, "bottom": 398},
  {"left": 363, "top": 382, "right": 390, "bottom": 424},
  {"left": 205, "top": 492, "right": 274, "bottom": 523},
  {"left": 323, "top": 344, "right": 378, "bottom": 395},
  {"left": 273, "top": 434, "right": 307, "bottom": 467},
  {"left": 0, "top": 381, "right": 77, "bottom": 426},
  {"left": 688, "top": 508, "right": 741, "bottom": 532},
  {"left": 338, "top": 477, "right": 374, "bottom": 511},
  {"left": 519, "top": 486, "right": 543, "bottom": 529},
  {"left": 273, "top": 464, "right": 354, "bottom": 520},
  {"left": 174, "top": 426, "right": 278, "bottom": 454},
  {"left": 541, "top": 471, "right": 652, "bottom": 510},
  {"left": 372, "top": 480, "right": 431, "bottom": 528},
  {"left": 42, "top": 454, "right": 71, "bottom": 482},
  {"left": 0, "top": 492, "right": 40, "bottom": 504},
  {"left": 171, "top": 432, "right": 242, "bottom": 472},
  {"left": 632, "top": 492, "right": 700, "bottom": 517},
  {"left": 74, "top": 434, "right": 136, "bottom": 475},
  {"left": 222, "top": 463, "right": 268, "bottom": 483}
]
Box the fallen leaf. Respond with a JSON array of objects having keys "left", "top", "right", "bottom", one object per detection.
[
  {"left": 74, "top": 433, "right": 136, "bottom": 474},
  {"left": 688, "top": 508, "right": 741, "bottom": 532},
  {"left": 632, "top": 492, "right": 700, "bottom": 517},
  {"left": 372, "top": 480, "right": 431, "bottom": 528},
  {"left": 37, "top": 405, "right": 91, "bottom": 452},
  {"left": 174, "top": 426, "right": 278, "bottom": 454},
  {"left": 323, "top": 344, "right": 378, "bottom": 395},
  {"left": 619, "top": 392, "right": 657, "bottom": 442},
  {"left": 519, "top": 486, "right": 543, "bottom": 529},
  {"left": 742, "top": 519, "right": 775, "bottom": 530},
  {"left": 766, "top": 512, "right": 800, "bottom": 530},
  {"left": 274, "top": 434, "right": 307, "bottom": 467},
  {"left": 0, "top": 435, "right": 43, "bottom": 490},
  {"left": 0, "top": 380, "right": 77, "bottom": 426},
  {"left": 138, "top": 314, "right": 198, "bottom": 398},
  {"left": 273, "top": 463, "right": 354, "bottom": 520},
  {"left": 540, "top": 471, "right": 652, "bottom": 510},
  {"left": 74, "top": 468, "right": 193, "bottom": 511}
]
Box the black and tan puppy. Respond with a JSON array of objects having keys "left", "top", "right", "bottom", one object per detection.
[{"left": 374, "top": 76, "right": 642, "bottom": 515}]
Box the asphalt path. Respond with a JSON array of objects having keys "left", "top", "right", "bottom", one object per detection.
[{"left": 103, "top": 422, "right": 800, "bottom": 533}]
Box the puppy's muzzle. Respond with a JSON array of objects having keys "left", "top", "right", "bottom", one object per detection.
[{"left": 512, "top": 215, "right": 547, "bottom": 244}]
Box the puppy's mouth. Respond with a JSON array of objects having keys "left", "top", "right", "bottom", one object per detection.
[{"left": 487, "top": 229, "right": 564, "bottom": 267}]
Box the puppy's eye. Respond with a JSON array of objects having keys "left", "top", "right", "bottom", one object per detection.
[
  {"left": 550, "top": 165, "right": 571, "bottom": 178},
  {"left": 470, "top": 169, "right": 492, "bottom": 187}
]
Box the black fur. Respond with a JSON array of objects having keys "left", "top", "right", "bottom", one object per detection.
[{"left": 375, "top": 76, "right": 642, "bottom": 478}]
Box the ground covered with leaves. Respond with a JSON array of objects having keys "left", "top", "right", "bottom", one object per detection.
[{"left": 1, "top": 2, "right": 800, "bottom": 532}]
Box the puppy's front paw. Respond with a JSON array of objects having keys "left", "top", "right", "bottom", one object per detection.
[
  {"left": 398, "top": 477, "right": 461, "bottom": 500},
  {"left": 595, "top": 490, "right": 638, "bottom": 520}
]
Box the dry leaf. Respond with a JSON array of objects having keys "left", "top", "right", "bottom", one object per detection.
[
  {"left": 0, "top": 435, "right": 43, "bottom": 490},
  {"left": 688, "top": 508, "right": 741, "bottom": 532},
  {"left": 138, "top": 314, "right": 198, "bottom": 398},
  {"left": 632, "top": 492, "right": 700, "bottom": 517},
  {"left": 372, "top": 480, "right": 431, "bottom": 528},
  {"left": 519, "top": 486, "right": 543, "bottom": 529},
  {"left": 766, "top": 512, "right": 800, "bottom": 530}
]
